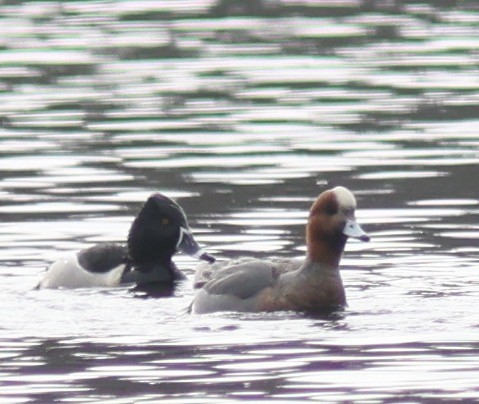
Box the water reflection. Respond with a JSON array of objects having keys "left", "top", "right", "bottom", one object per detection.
[{"left": 2, "top": 336, "right": 479, "bottom": 402}]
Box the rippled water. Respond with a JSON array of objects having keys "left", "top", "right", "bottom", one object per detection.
[{"left": 1, "top": 0, "right": 479, "bottom": 402}]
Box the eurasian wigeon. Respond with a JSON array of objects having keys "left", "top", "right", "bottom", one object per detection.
[
  {"left": 190, "top": 186, "right": 369, "bottom": 314},
  {"left": 37, "top": 193, "right": 215, "bottom": 289}
]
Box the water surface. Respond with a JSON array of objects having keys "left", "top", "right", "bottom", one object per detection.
[{"left": 0, "top": 0, "right": 479, "bottom": 402}]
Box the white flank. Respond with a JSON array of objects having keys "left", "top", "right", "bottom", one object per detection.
[{"left": 38, "top": 253, "right": 125, "bottom": 289}]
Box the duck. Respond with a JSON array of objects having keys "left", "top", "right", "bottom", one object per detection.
[
  {"left": 37, "top": 193, "right": 215, "bottom": 289},
  {"left": 190, "top": 186, "right": 369, "bottom": 314}
]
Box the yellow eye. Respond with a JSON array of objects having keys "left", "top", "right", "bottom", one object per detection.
[{"left": 161, "top": 217, "right": 170, "bottom": 225}]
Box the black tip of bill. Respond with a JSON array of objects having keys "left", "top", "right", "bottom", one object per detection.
[{"left": 198, "top": 251, "right": 216, "bottom": 264}]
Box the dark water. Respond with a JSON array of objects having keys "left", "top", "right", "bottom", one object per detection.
[{"left": 1, "top": 0, "right": 479, "bottom": 402}]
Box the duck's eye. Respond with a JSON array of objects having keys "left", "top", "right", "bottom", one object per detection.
[
  {"left": 324, "top": 205, "right": 338, "bottom": 216},
  {"left": 161, "top": 217, "right": 170, "bottom": 225}
]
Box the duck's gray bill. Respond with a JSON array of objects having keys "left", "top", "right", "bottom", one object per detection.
[
  {"left": 343, "top": 219, "right": 370, "bottom": 242},
  {"left": 177, "top": 227, "right": 216, "bottom": 263}
]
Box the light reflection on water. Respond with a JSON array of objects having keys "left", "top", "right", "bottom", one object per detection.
[{"left": 0, "top": 0, "right": 479, "bottom": 402}]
